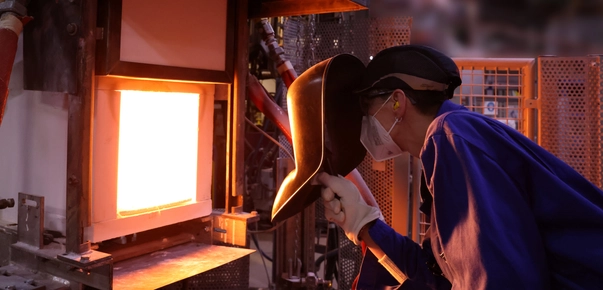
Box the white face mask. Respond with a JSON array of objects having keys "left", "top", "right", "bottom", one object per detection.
[{"left": 359, "top": 94, "right": 403, "bottom": 162}]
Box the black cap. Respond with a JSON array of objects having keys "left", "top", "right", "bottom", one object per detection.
[{"left": 356, "top": 45, "right": 462, "bottom": 99}]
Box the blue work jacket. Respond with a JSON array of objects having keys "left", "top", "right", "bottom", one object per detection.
[{"left": 356, "top": 101, "right": 603, "bottom": 289}]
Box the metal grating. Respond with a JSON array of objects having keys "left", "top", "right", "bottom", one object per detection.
[
  {"left": 453, "top": 65, "right": 527, "bottom": 135},
  {"left": 186, "top": 257, "right": 250, "bottom": 290},
  {"left": 356, "top": 155, "right": 394, "bottom": 225},
  {"left": 336, "top": 227, "right": 363, "bottom": 290},
  {"left": 538, "top": 56, "right": 603, "bottom": 188},
  {"left": 159, "top": 256, "right": 250, "bottom": 290},
  {"left": 368, "top": 17, "right": 413, "bottom": 60},
  {"left": 284, "top": 16, "right": 412, "bottom": 73}
]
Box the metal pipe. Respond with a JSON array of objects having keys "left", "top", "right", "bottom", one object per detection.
[
  {"left": 259, "top": 18, "right": 297, "bottom": 88},
  {"left": 0, "top": 198, "right": 15, "bottom": 209},
  {"left": 247, "top": 72, "right": 292, "bottom": 142},
  {"left": 0, "top": 12, "right": 26, "bottom": 126}
]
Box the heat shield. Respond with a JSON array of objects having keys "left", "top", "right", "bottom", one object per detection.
[{"left": 271, "top": 54, "right": 366, "bottom": 223}]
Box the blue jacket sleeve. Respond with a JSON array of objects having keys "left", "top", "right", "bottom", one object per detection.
[
  {"left": 356, "top": 220, "right": 452, "bottom": 290},
  {"left": 421, "top": 132, "right": 550, "bottom": 289}
]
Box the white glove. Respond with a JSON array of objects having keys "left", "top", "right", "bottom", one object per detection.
[{"left": 317, "top": 172, "right": 381, "bottom": 245}]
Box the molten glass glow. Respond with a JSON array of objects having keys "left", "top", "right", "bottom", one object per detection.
[{"left": 117, "top": 90, "right": 199, "bottom": 216}]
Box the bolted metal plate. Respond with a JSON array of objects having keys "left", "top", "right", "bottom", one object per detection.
[
  {"left": 17, "top": 193, "right": 44, "bottom": 249},
  {"left": 57, "top": 250, "right": 112, "bottom": 270},
  {"left": 538, "top": 56, "right": 603, "bottom": 188}
]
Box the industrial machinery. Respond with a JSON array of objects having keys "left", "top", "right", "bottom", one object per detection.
[
  {"left": 0, "top": 1, "right": 377, "bottom": 289},
  {"left": 1, "top": 0, "right": 602, "bottom": 289}
]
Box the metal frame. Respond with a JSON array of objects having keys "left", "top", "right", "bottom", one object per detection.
[
  {"left": 537, "top": 55, "right": 603, "bottom": 188},
  {"left": 4, "top": 0, "right": 252, "bottom": 289},
  {"left": 452, "top": 58, "right": 537, "bottom": 140},
  {"left": 66, "top": 0, "right": 98, "bottom": 255},
  {"left": 224, "top": 0, "right": 249, "bottom": 213},
  {"left": 413, "top": 58, "right": 537, "bottom": 242},
  {"left": 95, "top": 0, "right": 236, "bottom": 84}
]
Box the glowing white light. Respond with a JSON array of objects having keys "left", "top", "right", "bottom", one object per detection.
[{"left": 116, "top": 90, "right": 199, "bottom": 215}]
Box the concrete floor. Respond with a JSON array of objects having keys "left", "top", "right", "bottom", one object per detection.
[{"left": 248, "top": 232, "right": 274, "bottom": 289}]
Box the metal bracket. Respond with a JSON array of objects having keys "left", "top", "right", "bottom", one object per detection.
[
  {"left": 212, "top": 210, "right": 259, "bottom": 247},
  {"left": 13, "top": 193, "right": 113, "bottom": 289},
  {"left": 525, "top": 99, "right": 539, "bottom": 109},
  {"left": 0, "top": 0, "right": 27, "bottom": 17},
  {"left": 17, "top": 192, "right": 44, "bottom": 249},
  {"left": 57, "top": 250, "right": 112, "bottom": 271}
]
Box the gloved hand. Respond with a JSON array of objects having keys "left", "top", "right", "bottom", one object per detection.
[{"left": 317, "top": 172, "right": 382, "bottom": 245}]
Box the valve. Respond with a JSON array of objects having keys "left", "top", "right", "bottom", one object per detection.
[{"left": 0, "top": 198, "right": 15, "bottom": 209}]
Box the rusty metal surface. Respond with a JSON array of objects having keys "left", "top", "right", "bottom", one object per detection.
[
  {"left": 66, "top": 0, "right": 97, "bottom": 254},
  {"left": 17, "top": 193, "right": 44, "bottom": 249},
  {"left": 0, "top": 264, "right": 70, "bottom": 290},
  {"left": 22, "top": 0, "right": 80, "bottom": 93},
  {"left": 112, "top": 243, "right": 254, "bottom": 290}
]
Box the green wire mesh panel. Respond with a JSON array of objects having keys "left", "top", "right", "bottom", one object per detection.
[{"left": 538, "top": 56, "right": 603, "bottom": 188}]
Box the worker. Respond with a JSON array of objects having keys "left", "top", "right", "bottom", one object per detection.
[{"left": 317, "top": 44, "right": 603, "bottom": 289}]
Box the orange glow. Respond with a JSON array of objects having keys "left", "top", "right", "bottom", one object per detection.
[{"left": 117, "top": 90, "right": 199, "bottom": 216}]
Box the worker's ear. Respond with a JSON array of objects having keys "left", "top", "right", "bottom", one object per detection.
[{"left": 392, "top": 89, "right": 407, "bottom": 120}]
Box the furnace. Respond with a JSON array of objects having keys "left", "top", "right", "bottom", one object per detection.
[
  {"left": 0, "top": 0, "right": 256, "bottom": 289},
  {"left": 88, "top": 78, "right": 215, "bottom": 243},
  {"left": 3, "top": 0, "right": 600, "bottom": 289}
]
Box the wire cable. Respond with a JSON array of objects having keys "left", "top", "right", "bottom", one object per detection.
[
  {"left": 245, "top": 117, "right": 294, "bottom": 161},
  {"left": 247, "top": 220, "right": 286, "bottom": 234},
  {"left": 251, "top": 223, "right": 273, "bottom": 289},
  {"left": 251, "top": 232, "right": 273, "bottom": 262}
]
